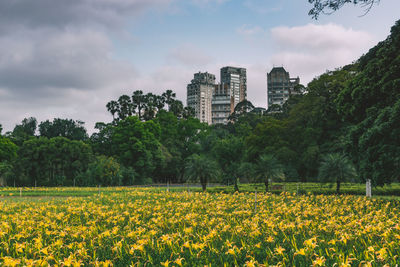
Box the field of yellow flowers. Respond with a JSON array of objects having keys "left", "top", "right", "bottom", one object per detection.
[{"left": 0, "top": 188, "right": 399, "bottom": 266}]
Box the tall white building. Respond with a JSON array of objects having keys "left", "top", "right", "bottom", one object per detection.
[{"left": 187, "top": 72, "right": 215, "bottom": 124}]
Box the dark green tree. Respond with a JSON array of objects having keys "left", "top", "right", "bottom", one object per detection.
[
  {"left": 132, "top": 90, "right": 145, "bottom": 120},
  {"left": 336, "top": 20, "right": 400, "bottom": 185},
  {"left": 10, "top": 117, "right": 37, "bottom": 145},
  {"left": 254, "top": 154, "right": 284, "bottom": 192},
  {"left": 80, "top": 155, "right": 121, "bottom": 186},
  {"left": 212, "top": 136, "right": 244, "bottom": 192},
  {"left": 143, "top": 93, "right": 158, "bottom": 121},
  {"left": 117, "top": 95, "right": 134, "bottom": 120},
  {"left": 228, "top": 100, "right": 255, "bottom": 123},
  {"left": 106, "top": 100, "right": 119, "bottom": 121},
  {"left": 162, "top": 90, "right": 176, "bottom": 111},
  {"left": 17, "top": 137, "right": 92, "bottom": 186},
  {"left": 90, "top": 122, "right": 114, "bottom": 156},
  {"left": 318, "top": 153, "right": 356, "bottom": 193},
  {"left": 39, "top": 118, "right": 88, "bottom": 141},
  {"left": 185, "top": 154, "right": 220, "bottom": 192},
  {"left": 0, "top": 136, "right": 18, "bottom": 185},
  {"left": 112, "top": 116, "right": 162, "bottom": 182}
]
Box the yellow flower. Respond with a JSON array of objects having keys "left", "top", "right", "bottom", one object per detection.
[
  {"left": 266, "top": 236, "right": 274, "bottom": 243},
  {"left": 245, "top": 259, "right": 257, "bottom": 267},
  {"left": 174, "top": 258, "right": 184, "bottom": 266},
  {"left": 275, "top": 246, "right": 285, "bottom": 255},
  {"left": 183, "top": 227, "right": 193, "bottom": 234},
  {"left": 182, "top": 241, "right": 191, "bottom": 248},
  {"left": 313, "top": 256, "right": 326, "bottom": 266},
  {"left": 226, "top": 248, "right": 236, "bottom": 256},
  {"left": 160, "top": 259, "right": 170, "bottom": 267},
  {"left": 295, "top": 248, "right": 306, "bottom": 256},
  {"left": 2, "top": 257, "right": 21, "bottom": 267},
  {"left": 377, "top": 248, "right": 388, "bottom": 261},
  {"left": 304, "top": 237, "right": 317, "bottom": 249}
]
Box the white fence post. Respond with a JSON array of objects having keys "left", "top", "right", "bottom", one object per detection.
[
  {"left": 366, "top": 179, "right": 372, "bottom": 197},
  {"left": 254, "top": 187, "right": 258, "bottom": 213}
]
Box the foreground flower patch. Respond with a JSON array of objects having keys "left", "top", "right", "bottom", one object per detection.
[{"left": 0, "top": 189, "right": 399, "bottom": 266}]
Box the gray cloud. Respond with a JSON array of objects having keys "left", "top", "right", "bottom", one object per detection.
[
  {"left": 0, "top": 0, "right": 171, "bottom": 133},
  {"left": 0, "top": 0, "right": 172, "bottom": 32},
  {"left": 270, "top": 23, "right": 376, "bottom": 84},
  {"left": 0, "top": 28, "right": 136, "bottom": 94},
  {"left": 168, "top": 43, "right": 214, "bottom": 67}
]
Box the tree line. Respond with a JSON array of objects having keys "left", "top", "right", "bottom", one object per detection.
[{"left": 1, "top": 20, "right": 399, "bottom": 192}]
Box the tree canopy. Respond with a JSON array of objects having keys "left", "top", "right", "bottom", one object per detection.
[{"left": 308, "top": 0, "right": 380, "bottom": 19}]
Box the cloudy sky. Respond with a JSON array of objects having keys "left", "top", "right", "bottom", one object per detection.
[{"left": 0, "top": 0, "right": 399, "bottom": 133}]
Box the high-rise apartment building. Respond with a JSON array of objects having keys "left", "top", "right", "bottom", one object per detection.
[
  {"left": 212, "top": 66, "right": 247, "bottom": 124},
  {"left": 220, "top": 66, "right": 247, "bottom": 105},
  {"left": 267, "top": 67, "right": 300, "bottom": 107},
  {"left": 187, "top": 72, "right": 216, "bottom": 124},
  {"left": 212, "top": 83, "right": 232, "bottom": 125}
]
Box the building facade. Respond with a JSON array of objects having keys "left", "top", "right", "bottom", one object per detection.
[
  {"left": 212, "top": 66, "right": 247, "bottom": 124},
  {"left": 212, "top": 83, "right": 232, "bottom": 125},
  {"left": 220, "top": 66, "right": 247, "bottom": 105},
  {"left": 267, "top": 67, "right": 300, "bottom": 107},
  {"left": 187, "top": 72, "right": 216, "bottom": 124}
]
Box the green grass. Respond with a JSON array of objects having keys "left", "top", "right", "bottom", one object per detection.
[{"left": 1, "top": 182, "right": 400, "bottom": 199}]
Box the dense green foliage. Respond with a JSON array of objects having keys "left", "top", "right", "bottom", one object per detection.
[
  {"left": 0, "top": 20, "right": 399, "bottom": 188},
  {"left": 39, "top": 118, "right": 88, "bottom": 141},
  {"left": 15, "top": 137, "right": 91, "bottom": 186}
]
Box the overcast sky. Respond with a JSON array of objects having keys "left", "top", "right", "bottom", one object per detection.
[{"left": 0, "top": 0, "right": 399, "bottom": 133}]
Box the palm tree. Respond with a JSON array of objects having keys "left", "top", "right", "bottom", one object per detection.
[
  {"left": 238, "top": 162, "right": 256, "bottom": 184},
  {"left": 162, "top": 90, "right": 176, "bottom": 111},
  {"left": 185, "top": 154, "right": 220, "bottom": 192},
  {"left": 132, "top": 90, "right": 145, "bottom": 120},
  {"left": 106, "top": 100, "right": 119, "bottom": 121},
  {"left": 117, "top": 95, "right": 133, "bottom": 119},
  {"left": 254, "top": 154, "right": 284, "bottom": 192},
  {"left": 319, "top": 153, "right": 356, "bottom": 194}
]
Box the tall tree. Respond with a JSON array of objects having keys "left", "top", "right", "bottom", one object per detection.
[
  {"left": 185, "top": 154, "right": 220, "bottom": 192},
  {"left": 0, "top": 136, "right": 18, "bottom": 185},
  {"left": 318, "top": 153, "right": 356, "bottom": 193},
  {"left": 254, "top": 154, "right": 284, "bottom": 192},
  {"left": 112, "top": 116, "right": 162, "bottom": 181},
  {"left": 117, "top": 95, "right": 134, "bottom": 120},
  {"left": 162, "top": 89, "right": 176, "bottom": 111},
  {"left": 106, "top": 100, "right": 120, "bottom": 121},
  {"left": 90, "top": 122, "right": 114, "bottom": 156},
  {"left": 169, "top": 100, "right": 184, "bottom": 118},
  {"left": 213, "top": 136, "right": 244, "bottom": 191},
  {"left": 10, "top": 117, "right": 37, "bottom": 145},
  {"left": 228, "top": 100, "right": 255, "bottom": 123},
  {"left": 132, "top": 90, "right": 145, "bottom": 120},
  {"left": 143, "top": 93, "right": 158, "bottom": 121}
]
